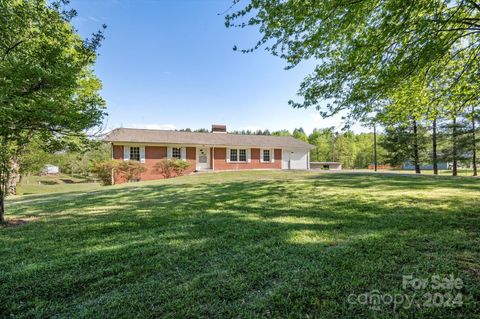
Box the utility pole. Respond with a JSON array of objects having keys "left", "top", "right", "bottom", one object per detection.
[{"left": 373, "top": 125, "right": 378, "bottom": 172}]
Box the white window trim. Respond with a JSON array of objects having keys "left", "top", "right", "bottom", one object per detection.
[
  {"left": 227, "top": 148, "right": 250, "bottom": 163},
  {"left": 260, "top": 148, "right": 274, "bottom": 163},
  {"left": 167, "top": 146, "right": 187, "bottom": 161},
  {"left": 140, "top": 147, "right": 146, "bottom": 163},
  {"left": 123, "top": 145, "right": 146, "bottom": 163}
]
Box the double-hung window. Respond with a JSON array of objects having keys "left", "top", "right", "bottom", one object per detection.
[
  {"left": 172, "top": 147, "right": 182, "bottom": 159},
  {"left": 262, "top": 149, "right": 271, "bottom": 162},
  {"left": 230, "top": 149, "right": 238, "bottom": 162},
  {"left": 229, "top": 149, "right": 247, "bottom": 162},
  {"left": 239, "top": 149, "right": 247, "bottom": 162},
  {"left": 130, "top": 147, "right": 140, "bottom": 161}
]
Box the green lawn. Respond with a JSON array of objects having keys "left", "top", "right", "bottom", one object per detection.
[
  {"left": 344, "top": 168, "right": 477, "bottom": 176},
  {"left": 1, "top": 171, "right": 479, "bottom": 318},
  {"left": 16, "top": 174, "right": 101, "bottom": 195},
  {"left": 385, "top": 169, "right": 477, "bottom": 176}
]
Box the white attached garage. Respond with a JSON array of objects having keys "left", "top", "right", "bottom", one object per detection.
[{"left": 282, "top": 149, "right": 310, "bottom": 170}]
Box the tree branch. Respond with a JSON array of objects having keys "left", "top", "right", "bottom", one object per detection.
[{"left": 2, "top": 40, "right": 24, "bottom": 61}]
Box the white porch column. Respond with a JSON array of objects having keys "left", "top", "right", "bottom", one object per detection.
[{"left": 212, "top": 147, "right": 215, "bottom": 171}]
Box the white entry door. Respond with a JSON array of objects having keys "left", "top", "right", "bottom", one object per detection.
[{"left": 196, "top": 147, "right": 210, "bottom": 170}]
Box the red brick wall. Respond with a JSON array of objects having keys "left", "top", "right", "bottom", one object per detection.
[
  {"left": 112, "top": 145, "right": 196, "bottom": 184},
  {"left": 112, "top": 145, "right": 123, "bottom": 160},
  {"left": 185, "top": 147, "right": 196, "bottom": 172},
  {"left": 111, "top": 145, "right": 282, "bottom": 184},
  {"left": 213, "top": 148, "right": 282, "bottom": 170},
  {"left": 112, "top": 145, "right": 126, "bottom": 184}
]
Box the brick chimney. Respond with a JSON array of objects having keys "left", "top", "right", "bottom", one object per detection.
[{"left": 211, "top": 124, "right": 227, "bottom": 133}]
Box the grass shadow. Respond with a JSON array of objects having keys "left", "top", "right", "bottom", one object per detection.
[{"left": 1, "top": 171, "right": 479, "bottom": 318}]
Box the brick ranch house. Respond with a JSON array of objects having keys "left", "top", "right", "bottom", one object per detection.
[{"left": 104, "top": 125, "right": 314, "bottom": 184}]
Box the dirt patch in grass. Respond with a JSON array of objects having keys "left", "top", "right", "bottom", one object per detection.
[{"left": 1, "top": 216, "right": 39, "bottom": 228}]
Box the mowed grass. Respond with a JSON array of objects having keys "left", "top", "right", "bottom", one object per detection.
[
  {"left": 16, "top": 174, "right": 101, "bottom": 195},
  {"left": 383, "top": 169, "right": 477, "bottom": 176},
  {"left": 1, "top": 171, "right": 479, "bottom": 318}
]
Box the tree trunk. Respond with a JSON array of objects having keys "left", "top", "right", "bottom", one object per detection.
[
  {"left": 432, "top": 118, "right": 438, "bottom": 175},
  {"left": 413, "top": 120, "right": 421, "bottom": 174},
  {"left": 0, "top": 141, "right": 6, "bottom": 224},
  {"left": 452, "top": 116, "right": 458, "bottom": 177},
  {"left": 0, "top": 187, "right": 4, "bottom": 224},
  {"left": 8, "top": 156, "right": 20, "bottom": 196},
  {"left": 472, "top": 105, "right": 477, "bottom": 176},
  {"left": 373, "top": 125, "right": 378, "bottom": 172}
]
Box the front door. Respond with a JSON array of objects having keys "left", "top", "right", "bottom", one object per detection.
[
  {"left": 196, "top": 147, "right": 210, "bottom": 170},
  {"left": 282, "top": 150, "right": 290, "bottom": 169}
]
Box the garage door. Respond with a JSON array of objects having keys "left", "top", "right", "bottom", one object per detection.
[{"left": 282, "top": 150, "right": 308, "bottom": 169}]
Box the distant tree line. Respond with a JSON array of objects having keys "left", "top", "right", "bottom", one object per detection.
[
  {"left": 182, "top": 122, "right": 479, "bottom": 173},
  {"left": 379, "top": 107, "right": 479, "bottom": 176}
]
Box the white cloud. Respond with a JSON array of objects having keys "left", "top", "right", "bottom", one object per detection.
[{"left": 129, "top": 124, "right": 176, "bottom": 130}]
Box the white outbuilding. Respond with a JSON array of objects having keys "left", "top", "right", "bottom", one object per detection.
[{"left": 42, "top": 164, "right": 60, "bottom": 175}]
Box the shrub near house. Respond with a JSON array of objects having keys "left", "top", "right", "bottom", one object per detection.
[
  {"left": 94, "top": 159, "right": 191, "bottom": 185},
  {"left": 94, "top": 161, "right": 117, "bottom": 185},
  {"left": 154, "top": 159, "right": 191, "bottom": 179},
  {"left": 116, "top": 161, "right": 147, "bottom": 182},
  {"left": 94, "top": 160, "right": 147, "bottom": 185}
]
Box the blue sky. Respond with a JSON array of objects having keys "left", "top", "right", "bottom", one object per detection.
[{"left": 71, "top": 0, "right": 368, "bottom": 134}]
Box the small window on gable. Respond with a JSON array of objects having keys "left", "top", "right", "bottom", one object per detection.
[
  {"left": 172, "top": 147, "right": 182, "bottom": 159},
  {"left": 263, "top": 149, "right": 271, "bottom": 162},
  {"left": 230, "top": 149, "right": 238, "bottom": 162},
  {"left": 130, "top": 147, "right": 140, "bottom": 161}
]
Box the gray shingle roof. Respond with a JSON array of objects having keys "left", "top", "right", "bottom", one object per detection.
[{"left": 104, "top": 128, "right": 314, "bottom": 150}]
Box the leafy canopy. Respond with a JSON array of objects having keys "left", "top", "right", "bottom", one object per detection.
[
  {"left": 0, "top": 0, "right": 106, "bottom": 220},
  {"left": 0, "top": 0, "right": 106, "bottom": 140},
  {"left": 226, "top": 0, "right": 480, "bottom": 121}
]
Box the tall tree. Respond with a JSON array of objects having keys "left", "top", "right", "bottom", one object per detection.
[
  {"left": 470, "top": 104, "right": 478, "bottom": 176},
  {"left": 0, "top": 0, "right": 106, "bottom": 222},
  {"left": 381, "top": 122, "right": 429, "bottom": 171},
  {"left": 373, "top": 125, "right": 378, "bottom": 172},
  {"left": 226, "top": 0, "right": 480, "bottom": 122},
  {"left": 432, "top": 117, "right": 439, "bottom": 175},
  {"left": 292, "top": 128, "right": 308, "bottom": 142},
  {"left": 272, "top": 129, "right": 291, "bottom": 136},
  {"left": 412, "top": 120, "right": 421, "bottom": 174},
  {"left": 439, "top": 110, "right": 472, "bottom": 176},
  {"left": 308, "top": 128, "right": 335, "bottom": 162},
  {"left": 376, "top": 75, "right": 431, "bottom": 173}
]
